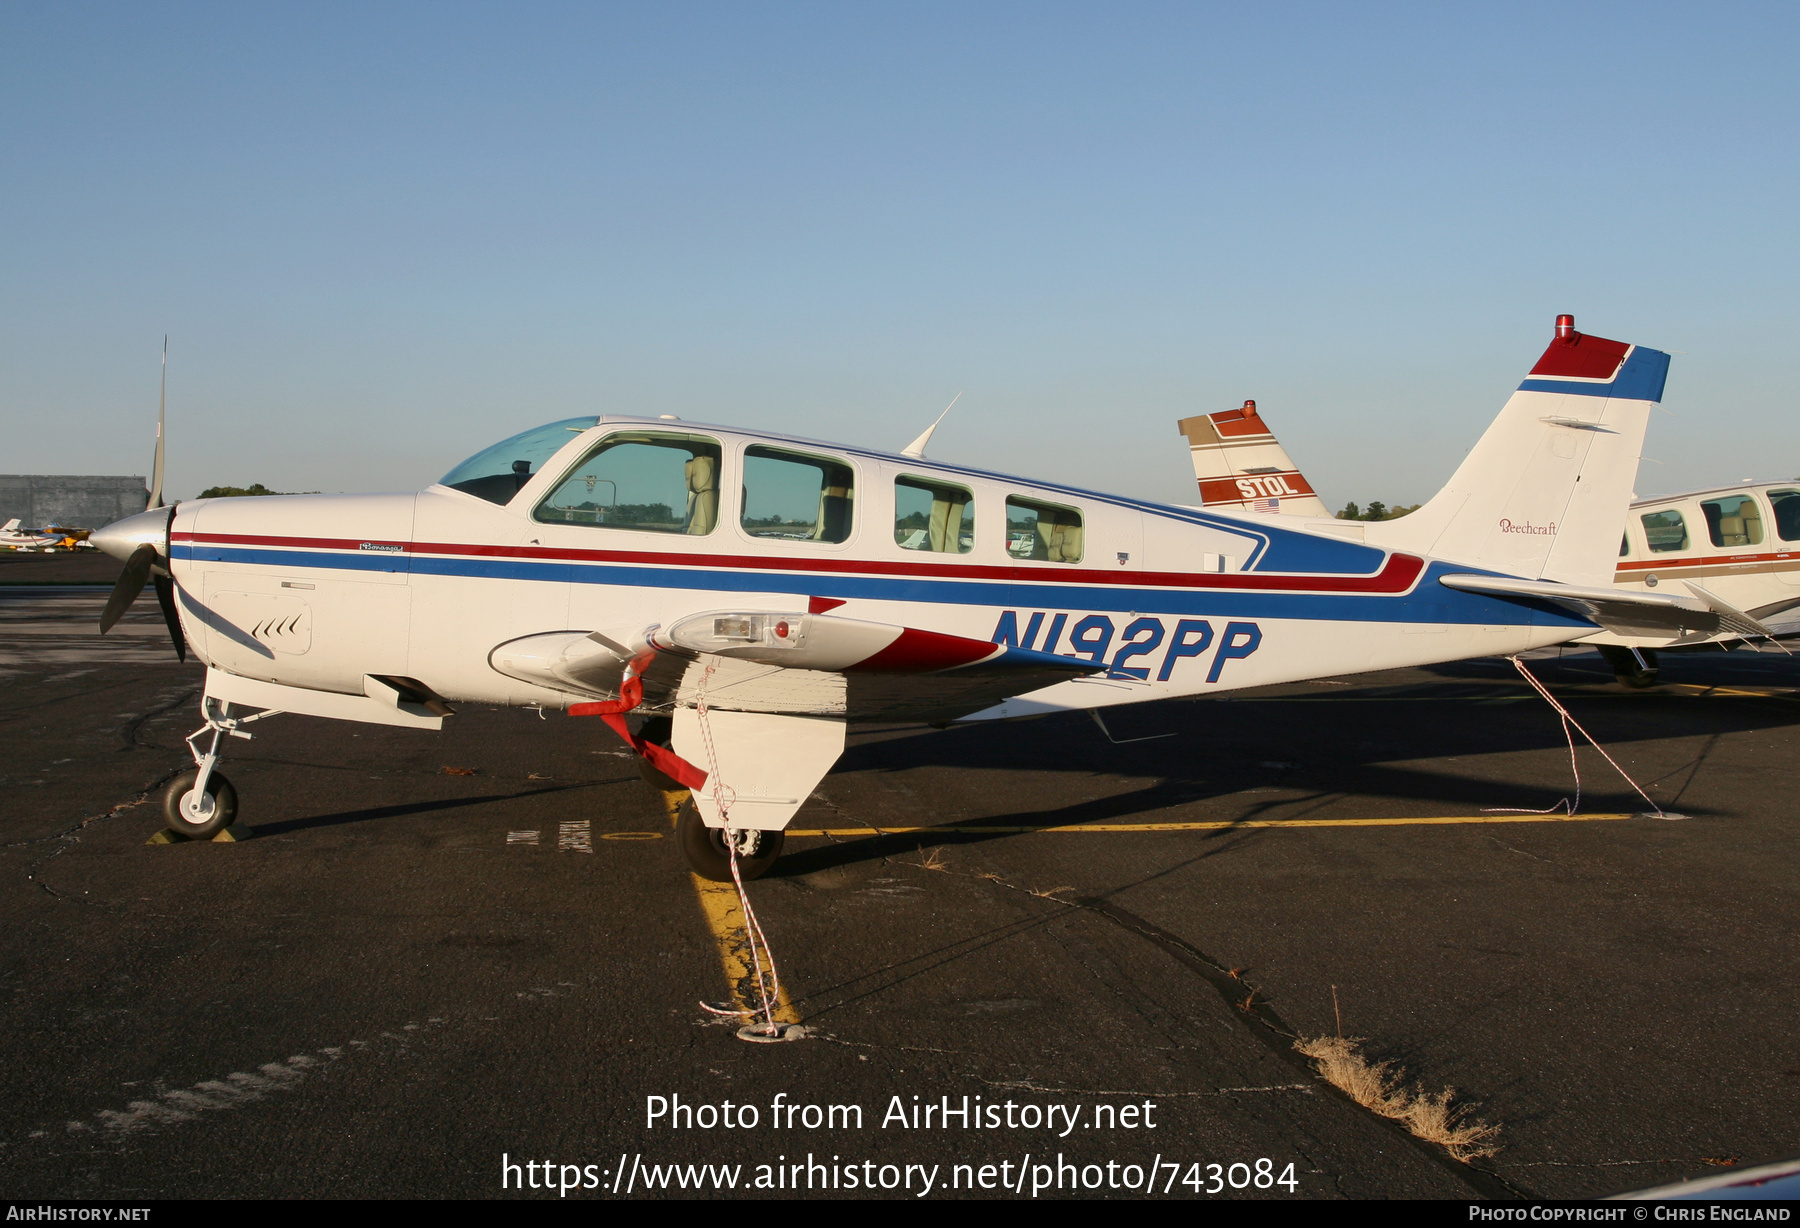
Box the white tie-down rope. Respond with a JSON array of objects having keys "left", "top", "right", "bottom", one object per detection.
[
  {"left": 1486, "top": 655, "right": 1665, "bottom": 818},
  {"left": 689, "top": 660, "right": 786, "bottom": 1038}
]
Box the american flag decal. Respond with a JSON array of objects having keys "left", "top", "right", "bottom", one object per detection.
[{"left": 1252, "top": 497, "right": 1281, "bottom": 514}]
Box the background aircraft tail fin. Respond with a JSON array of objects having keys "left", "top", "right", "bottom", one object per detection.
[
  {"left": 1, "top": 519, "right": 19, "bottom": 533},
  {"left": 1364, "top": 316, "right": 1669, "bottom": 585},
  {"left": 1176, "top": 401, "right": 1331, "bottom": 517}
]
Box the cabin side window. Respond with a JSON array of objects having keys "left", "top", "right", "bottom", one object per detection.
[
  {"left": 1767, "top": 489, "right": 1800, "bottom": 542},
  {"left": 1700, "top": 494, "right": 1764, "bottom": 548},
  {"left": 1005, "top": 496, "right": 1083, "bottom": 563},
  {"left": 533, "top": 432, "right": 723, "bottom": 534},
  {"left": 741, "top": 446, "right": 856, "bottom": 544},
  {"left": 1640, "top": 509, "right": 1689, "bottom": 553},
  {"left": 1619, "top": 533, "right": 1630, "bottom": 558},
  {"left": 895, "top": 476, "right": 973, "bottom": 554}
]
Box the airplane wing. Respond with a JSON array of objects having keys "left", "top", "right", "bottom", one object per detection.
[
  {"left": 493, "top": 609, "right": 1106, "bottom": 724},
  {"left": 1439, "top": 573, "right": 1776, "bottom": 640}
]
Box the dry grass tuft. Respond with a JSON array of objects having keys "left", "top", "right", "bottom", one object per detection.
[
  {"left": 1294, "top": 1035, "right": 1500, "bottom": 1161},
  {"left": 916, "top": 847, "right": 950, "bottom": 872}
]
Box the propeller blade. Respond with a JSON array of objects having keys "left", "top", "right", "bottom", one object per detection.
[
  {"left": 148, "top": 337, "right": 166, "bottom": 510},
  {"left": 152, "top": 572, "right": 187, "bottom": 663},
  {"left": 100, "top": 543, "right": 156, "bottom": 634}
]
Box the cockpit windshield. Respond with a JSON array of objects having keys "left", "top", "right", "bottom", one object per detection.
[{"left": 439, "top": 418, "right": 598, "bottom": 505}]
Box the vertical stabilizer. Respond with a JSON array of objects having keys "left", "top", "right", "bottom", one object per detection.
[
  {"left": 1365, "top": 316, "right": 1669, "bottom": 585},
  {"left": 1176, "top": 401, "right": 1330, "bottom": 516}
]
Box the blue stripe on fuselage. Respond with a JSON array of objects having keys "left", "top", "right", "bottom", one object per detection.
[{"left": 174, "top": 544, "right": 1588, "bottom": 629}]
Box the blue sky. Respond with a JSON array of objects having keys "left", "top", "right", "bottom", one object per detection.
[{"left": 3, "top": 2, "right": 1796, "bottom": 507}]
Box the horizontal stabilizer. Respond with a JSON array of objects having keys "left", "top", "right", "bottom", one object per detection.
[{"left": 1439, "top": 573, "right": 1774, "bottom": 640}]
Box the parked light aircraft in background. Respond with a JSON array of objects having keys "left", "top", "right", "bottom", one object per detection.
[
  {"left": 1179, "top": 317, "right": 1798, "bottom": 688},
  {"left": 1, "top": 518, "right": 82, "bottom": 551},
  {"left": 95, "top": 317, "right": 1724, "bottom": 881}
]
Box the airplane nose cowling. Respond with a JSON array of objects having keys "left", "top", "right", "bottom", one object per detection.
[{"left": 92, "top": 507, "right": 171, "bottom": 564}]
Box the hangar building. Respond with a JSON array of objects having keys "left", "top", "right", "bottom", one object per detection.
[{"left": 0, "top": 475, "right": 148, "bottom": 529}]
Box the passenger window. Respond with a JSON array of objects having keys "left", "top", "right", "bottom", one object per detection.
[
  {"left": 1619, "top": 533, "right": 1630, "bottom": 558},
  {"left": 895, "top": 476, "right": 973, "bottom": 554},
  {"left": 741, "top": 446, "right": 855, "bottom": 543},
  {"left": 1005, "top": 496, "right": 1083, "bottom": 562},
  {"left": 1640, "top": 509, "right": 1689, "bottom": 554},
  {"left": 1766, "top": 489, "right": 1800, "bottom": 542},
  {"left": 534, "top": 432, "right": 723, "bottom": 534},
  {"left": 1701, "top": 494, "right": 1764, "bottom": 548}
]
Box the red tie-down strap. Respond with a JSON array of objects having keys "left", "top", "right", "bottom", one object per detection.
[{"left": 568, "top": 670, "right": 710, "bottom": 792}]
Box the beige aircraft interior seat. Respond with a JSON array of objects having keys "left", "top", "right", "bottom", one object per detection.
[
  {"left": 925, "top": 494, "right": 967, "bottom": 553},
  {"left": 684, "top": 456, "right": 718, "bottom": 535},
  {"left": 813, "top": 468, "right": 854, "bottom": 543},
  {"left": 1033, "top": 515, "right": 1082, "bottom": 562}
]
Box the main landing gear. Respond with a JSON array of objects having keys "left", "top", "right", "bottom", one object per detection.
[
  {"left": 161, "top": 697, "right": 276, "bottom": 840},
  {"left": 633, "top": 714, "right": 785, "bottom": 882},
  {"left": 1598, "top": 645, "right": 1660, "bottom": 689},
  {"left": 676, "top": 799, "right": 785, "bottom": 883}
]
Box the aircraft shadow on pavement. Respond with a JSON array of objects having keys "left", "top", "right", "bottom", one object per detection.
[
  {"left": 776, "top": 665, "right": 1800, "bottom": 876},
  {"left": 248, "top": 779, "right": 623, "bottom": 836}
]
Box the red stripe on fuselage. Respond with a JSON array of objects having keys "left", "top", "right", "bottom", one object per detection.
[
  {"left": 1617, "top": 549, "right": 1800, "bottom": 573},
  {"left": 173, "top": 531, "right": 1427, "bottom": 595}
]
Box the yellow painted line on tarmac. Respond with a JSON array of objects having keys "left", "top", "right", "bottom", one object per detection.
[
  {"left": 660, "top": 788, "right": 799, "bottom": 1026},
  {"left": 1667, "top": 683, "right": 1800, "bottom": 701},
  {"left": 786, "top": 813, "right": 1636, "bottom": 836}
]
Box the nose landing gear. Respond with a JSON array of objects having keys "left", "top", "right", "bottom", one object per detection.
[{"left": 160, "top": 697, "right": 278, "bottom": 840}]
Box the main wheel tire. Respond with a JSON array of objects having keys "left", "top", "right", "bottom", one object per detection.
[
  {"left": 1615, "top": 666, "right": 1660, "bottom": 689},
  {"left": 676, "top": 799, "right": 783, "bottom": 882},
  {"left": 162, "top": 768, "right": 237, "bottom": 839}
]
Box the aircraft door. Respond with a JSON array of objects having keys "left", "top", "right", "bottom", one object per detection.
[{"left": 1766, "top": 489, "right": 1800, "bottom": 587}]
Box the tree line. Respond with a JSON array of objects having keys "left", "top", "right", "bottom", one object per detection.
[{"left": 1335, "top": 501, "right": 1421, "bottom": 521}]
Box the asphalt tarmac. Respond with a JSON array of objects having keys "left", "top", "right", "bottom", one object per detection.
[{"left": 4, "top": 565, "right": 1799, "bottom": 1200}]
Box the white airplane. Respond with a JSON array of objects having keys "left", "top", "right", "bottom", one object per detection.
[
  {"left": 1, "top": 518, "right": 69, "bottom": 550},
  {"left": 94, "top": 316, "right": 1717, "bottom": 880},
  {"left": 1601, "top": 480, "right": 1800, "bottom": 685},
  {"left": 1178, "top": 316, "right": 1796, "bottom": 688}
]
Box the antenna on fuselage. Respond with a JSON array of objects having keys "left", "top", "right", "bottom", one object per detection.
[
  {"left": 148, "top": 336, "right": 167, "bottom": 510},
  {"left": 902, "top": 391, "right": 961, "bottom": 459}
]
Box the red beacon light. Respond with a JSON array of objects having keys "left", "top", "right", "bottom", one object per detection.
[{"left": 1556, "top": 314, "right": 1576, "bottom": 339}]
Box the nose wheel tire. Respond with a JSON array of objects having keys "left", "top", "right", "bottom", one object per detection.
[
  {"left": 162, "top": 768, "right": 237, "bottom": 839},
  {"left": 676, "top": 799, "right": 783, "bottom": 882}
]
